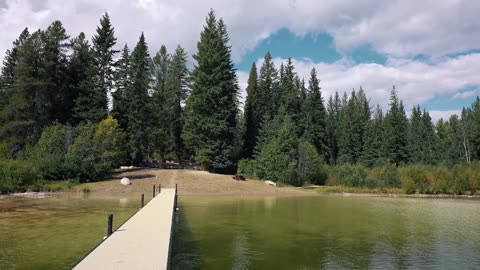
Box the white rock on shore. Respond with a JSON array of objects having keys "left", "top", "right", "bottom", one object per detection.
[
  {"left": 265, "top": 180, "right": 276, "bottom": 187},
  {"left": 120, "top": 177, "right": 131, "bottom": 185}
]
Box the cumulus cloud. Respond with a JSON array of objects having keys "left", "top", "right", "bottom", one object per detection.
[{"left": 1, "top": 0, "right": 480, "bottom": 63}]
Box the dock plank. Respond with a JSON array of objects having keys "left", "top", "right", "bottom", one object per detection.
[{"left": 73, "top": 188, "right": 175, "bottom": 270}]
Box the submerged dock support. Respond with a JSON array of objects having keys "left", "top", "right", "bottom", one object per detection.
[
  {"left": 141, "top": 194, "right": 145, "bottom": 208},
  {"left": 174, "top": 184, "right": 178, "bottom": 211},
  {"left": 153, "top": 185, "right": 156, "bottom": 198},
  {"left": 107, "top": 214, "right": 113, "bottom": 237}
]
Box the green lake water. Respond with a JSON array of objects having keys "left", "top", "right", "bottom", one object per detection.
[
  {"left": 0, "top": 193, "right": 146, "bottom": 270},
  {"left": 1, "top": 194, "right": 480, "bottom": 269},
  {"left": 171, "top": 196, "right": 480, "bottom": 270}
]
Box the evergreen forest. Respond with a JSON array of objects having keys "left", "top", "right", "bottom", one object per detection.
[{"left": 1, "top": 10, "right": 480, "bottom": 194}]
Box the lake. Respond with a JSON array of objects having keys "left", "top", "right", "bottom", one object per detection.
[
  {"left": 1, "top": 194, "right": 480, "bottom": 269},
  {"left": 171, "top": 195, "right": 480, "bottom": 270}
]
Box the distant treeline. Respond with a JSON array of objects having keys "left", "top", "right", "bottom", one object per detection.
[{"left": 1, "top": 10, "right": 479, "bottom": 193}]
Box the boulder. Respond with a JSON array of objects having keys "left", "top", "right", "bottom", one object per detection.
[
  {"left": 265, "top": 180, "right": 276, "bottom": 187},
  {"left": 120, "top": 177, "right": 131, "bottom": 185}
]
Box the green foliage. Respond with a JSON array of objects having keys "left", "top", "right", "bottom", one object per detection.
[
  {"left": 125, "top": 34, "right": 151, "bottom": 164},
  {"left": 327, "top": 164, "right": 368, "bottom": 187},
  {"left": 366, "top": 164, "right": 400, "bottom": 188},
  {"left": 65, "top": 117, "right": 126, "bottom": 181},
  {"left": 243, "top": 62, "right": 259, "bottom": 158},
  {"left": 183, "top": 11, "right": 239, "bottom": 172},
  {"left": 256, "top": 114, "right": 297, "bottom": 184},
  {"left": 0, "top": 160, "right": 39, "bottom": 193},
  {"left": 237, "top": 159, "right": 257, "bottom": 178},
  {"left": 28, "top": 124, "right": 73, "bottom": 180},
  {"left": 296, "top": 141, "right": 327, "bottom": 185}
]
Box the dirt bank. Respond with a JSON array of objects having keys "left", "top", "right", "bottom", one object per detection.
[{"left": 75, "top": 169, "right": 313, "bottom": 196}]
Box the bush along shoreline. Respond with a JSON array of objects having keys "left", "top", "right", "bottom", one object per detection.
[{"left": 239, "top": 162, "right": 480, "bottom": 196}]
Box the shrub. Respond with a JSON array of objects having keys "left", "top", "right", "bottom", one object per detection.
[
  {"left": 399, "top": 165, "right": 431, "bottom": 194},
  {"left": 430, "top": 166, "right": 451, "bottom": 194},
  {"left": 450, "top": 163, "right": 480, "bottom": 195},
  {"left": 237, "top": 159, "right": 257, "bottom": 178},
  {"left": 366, "top": 164, "right": 401, "bottom": 189},
  {"left": 296, "top": 141, "right": 327, "bottom": 185},
  {"left": 328, "top": 164, "right": 368, "bottom": 187},
  {"left": 29, "top": 124, "right": 75, "bottom": 180},
  {"left": 65, "top": 117, "right": 127, "bottom": 181},
  {"left": 0, "top": 160, "right": 40, "bottom": 193}
]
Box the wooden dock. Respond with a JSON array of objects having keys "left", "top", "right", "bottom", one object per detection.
[{"left": 73, "top": 188, "right": 176, "bottom": 270}]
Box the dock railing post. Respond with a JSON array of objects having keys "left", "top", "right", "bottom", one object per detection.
[
  {"left": 107, "top": 214, "right": 113, "bottom": 237},
  {"left": 175, "top": 184, "right": 178, "bottom": 211},
  {"left": 153, "top": 184, "right": 156, "bottom": 198},
  {"left": 141, "top": 193, "right": 145, "bottom": 208}
]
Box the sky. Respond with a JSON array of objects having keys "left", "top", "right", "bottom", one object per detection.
[{"left": 1, "top": 0, "right": 480, "bottom": 122}]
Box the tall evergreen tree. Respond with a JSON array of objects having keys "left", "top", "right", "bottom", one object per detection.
[
  {"left": 384, "top": 86, "right": 409, "bottom": 165},
  {"left": 0, "top": 30, "right": 43, "bottom": 154},
  {"left": 112, "top": 45, "right": 131, "bottom": 128},
  {"left": 420, "top": 110, "right": 437, "bottom": 164},
  {"left": 183, "top": 10, "right": 239, "bottom": 172},
  {"left": 68, "top": 32, "right": 93, "bottom": 125},
  {"left": 257, "top": 52, "right": 278, "bottom": 122},
  {"left": 243, "top": 62, "right": 258, "bottom": 158},
  {"left": 0, "top": 28, "right": 30, "bottom": 111},
  {"left": 40, "top": 20, "right": 70, "bottom": 124},
  {"left": 361, "top": 105, "right": 385, "bottom": 166},
  {"left": 92, "top": 13, "right": 118, "bottom": 115},
  {"left": 408, "top": 105, "right": 423, "bottom": 163},
  {"left": 125, "top": 33, "right": 151, "bottom": 164},
  {"left": 301, "top": 68, "right": 327, "bottom": 158},
  {"left": 150, "top": 45, "right": 171, "bottom": 162},
  {"left": 165, "top": 45, "right": 189, "bottom": 162},
  {"left": 326, "top": 92, "right": 341, "bottom": 164}
]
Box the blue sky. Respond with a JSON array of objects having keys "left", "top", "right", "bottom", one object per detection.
[{"left": 1, "top": 0, "right": 479, "bottom": 121}]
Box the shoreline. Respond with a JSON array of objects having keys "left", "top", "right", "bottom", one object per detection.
[{"left": 3, "top": 168, "right": 480, "bottom": 201}]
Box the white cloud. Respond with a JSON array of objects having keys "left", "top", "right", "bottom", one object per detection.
[
  {"left": 428, "top": 110, "right": 461, "bottom": 123},
  {"left": 1, "top": 0, "right": 480, "bottom": 65}
]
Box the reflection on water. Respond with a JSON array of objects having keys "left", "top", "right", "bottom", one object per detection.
[
  {"left": 0, "top": 193, "right": 143, "bottom": 270},
  {"left": 172, "top": 196, "right": 480, "bottom": 270}
]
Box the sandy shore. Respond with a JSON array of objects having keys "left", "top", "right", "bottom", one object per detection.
[{"left": 75, "top": 169, "right": 313, "bottom": 196}]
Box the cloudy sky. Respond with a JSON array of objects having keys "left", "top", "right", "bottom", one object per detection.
[{"left": 1, "top": 0, "right": 480, "bottom": 121}]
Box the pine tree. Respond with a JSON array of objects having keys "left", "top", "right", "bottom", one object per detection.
[
  {"left": 361, "top": 105, "right": 385, "bottom": 166},
  {"left": 40, "top": 20, "right": 70, "bottom": 124},
  {"left": 279, "top": 58, "right": 300, "bottom": 121},
  {"left": 435, "top": 118, "right": 450, "bottom": 163},
  {"left": 0, "top": 28, "right": 30, "bottom": 111},
  {"left": 301, "top": 68, "right": 327, "bottom": 158},
  {"left": 420, "top": 110, "right": 437, "bottom": 164},
  {"left": 150, "top": 45, "right": 171, "bottom": 162},
  {"left": 408, "top": 105, "right": 423, "bottom": 163},
  {"left": 165, "top": 45, "right": 189, "bottom": 162},
  {"left": 384, "top": 86, "right": 409, "bottom": 165},
  {"left": 0, "top": 30, "right": 43, "bottom": 154},
  {"left": 326, "top": 92, "right": 341, "bottom": 164},
  {"left": 112, "top": 45, "right": 131, "bottom": 129},
  {"left": 68, "top": 32, "right": 93, "bottom": 125},
  {"left": 257, "top": 52, "right": 278, "bottom": 122},
  {"left": 125, "top": 33, "right": 151, "bottom": 164},
  {"left": 183, "top": 10, "right": 239, "bottom": 172},
  {"left": 468, "top": 97, "right": 480, "bottom": 160},
  {"left": 243, "top": 62, "right": 258, "bottom": 158},
  {"left": 92, "top": 13, "right": 118, "bottom": 115}
]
